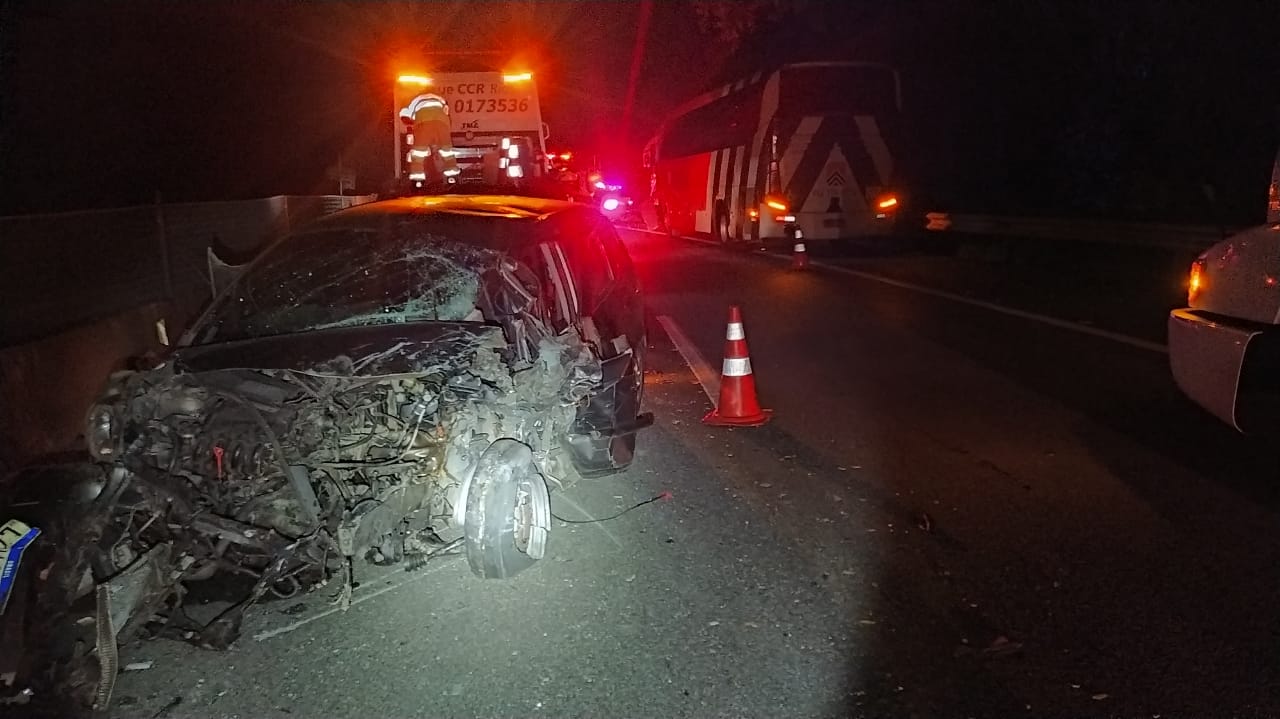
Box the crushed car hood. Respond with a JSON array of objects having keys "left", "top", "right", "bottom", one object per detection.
[{"left": 172, "top": 322, "right": 504, "bottom": 377}]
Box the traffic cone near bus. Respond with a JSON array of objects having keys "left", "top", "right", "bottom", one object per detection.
[
  {"left": 791, "top": 229, "right": 809, "bottom": 270},
  {"left": 704, "top": 305, "right": 772, "bottom": 427}
]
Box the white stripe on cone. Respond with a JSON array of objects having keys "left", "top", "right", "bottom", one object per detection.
[
  {"left": 723, "top": 357, "right": 753, "bottom": 377},
  {"left": 794, "top": 243, "right": 806, "bottom": 252},
  {"left": 726, "top": 322, "right": 745, "bottom": 340}
]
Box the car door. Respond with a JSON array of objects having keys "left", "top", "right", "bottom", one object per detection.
[
  {"left": 551, "top": 209, "right": 643, "bottom": 358},
  {"left": 545, "top": 209, "right": 648, "bottom": 472},
  {"left": 514, "top": 235, "right": 579, "bottom": 340}
]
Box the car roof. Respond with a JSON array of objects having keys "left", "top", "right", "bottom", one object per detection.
[
  {"left": 300, "top": 194, "right": 595, "bottom": 254},
  {"left": 328, "top": 194, "right": 579, "bottom": 221}
]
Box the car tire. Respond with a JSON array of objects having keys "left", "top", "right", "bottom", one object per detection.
[{"left": 464, "top": 439, "right": 551, "bottom": 580}]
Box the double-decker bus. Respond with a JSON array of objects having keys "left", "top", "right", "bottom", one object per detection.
[{"left": 643, "top": 61, "right": 904, "bottom": 244}]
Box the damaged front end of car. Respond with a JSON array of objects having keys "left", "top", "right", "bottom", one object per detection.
[{"left": 6, "top": 232, "right": 645, "bottom": 714}]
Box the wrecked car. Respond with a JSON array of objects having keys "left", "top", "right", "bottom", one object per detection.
[{"left": 0, "top": 195, "right": 649, "bottom": 715}]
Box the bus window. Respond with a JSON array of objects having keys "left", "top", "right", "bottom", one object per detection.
[
  {"left": 661, "top": 83, "right": 764, "bottom": 158},
  {"left": 778, "top": 64, "right": 900, "bottom": 117}
]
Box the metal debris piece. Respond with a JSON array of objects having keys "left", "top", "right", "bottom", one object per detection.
[
  {"left": 916, "top": 512, "right": 935, "bottom": 532},
  {"left": 93, "top": 585, "right": 118, "bottom": 711},
  {"left": 983, "top": 635, "right": 1023, "bottom": 658}
]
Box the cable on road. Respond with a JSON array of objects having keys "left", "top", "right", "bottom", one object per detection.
[
  {"left": 551, "top": 491, "right": 673, "bottom": 524},
  {"left": 404, "top": 536, "right": 465, "bottom": 572}
]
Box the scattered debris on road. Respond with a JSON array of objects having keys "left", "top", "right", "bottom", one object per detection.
[
  {"left": 916, "top": 512, "right": 935, "bottom": 532},
  {"left": 982, "top": 635, "right": 1023, "bottom": 658}
]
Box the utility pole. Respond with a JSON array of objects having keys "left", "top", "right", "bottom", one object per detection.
[{"left": 393, "top": 89, "right": 401, "bottom": 183}]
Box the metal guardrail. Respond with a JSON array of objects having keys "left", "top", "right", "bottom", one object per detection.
[{"left": 924, "top": 212, "right": 1231, "bottom": 252}]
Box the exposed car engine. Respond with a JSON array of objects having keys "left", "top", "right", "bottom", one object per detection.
[
  {"left": 75, "top": 239, "right": 618, "bottom": 662},
  {"left": 90, "top": 326, "right": 597, "bottom": 618},
  {"left": 0, "top": 212, "right": 648, "bottom": 716}
]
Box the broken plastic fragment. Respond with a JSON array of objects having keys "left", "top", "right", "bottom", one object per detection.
[{"left": 983, "top": 635, "right": 1023, "bottom": 658}]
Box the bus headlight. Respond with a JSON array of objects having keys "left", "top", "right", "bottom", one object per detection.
[{"left": 86, "top": 404, "right": 118, "bottom": 460}]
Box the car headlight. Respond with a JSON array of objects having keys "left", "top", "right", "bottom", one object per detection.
[{"left": 86, "top": 404, "right": 118, "bottom": 460}]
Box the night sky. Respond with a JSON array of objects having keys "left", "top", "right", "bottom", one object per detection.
[{"left": 2, "top": 1, "right": 1278, "bottom": 224}]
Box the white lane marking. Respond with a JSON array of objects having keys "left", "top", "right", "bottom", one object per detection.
[
  {"left": 823, "top": 263, "right": 1169, "bottom": 354},
  {"left": 656, "top": 315, "right": 720, "bottom": 406},
  {"left": 253, "top": 559, "right": 456, "bottom": 642},
  {"left": 627, "top": 227, "right": 718, "bottom": 246},
  {"left": 625, "top": 228, "right": 1167, "bottom": 354}
]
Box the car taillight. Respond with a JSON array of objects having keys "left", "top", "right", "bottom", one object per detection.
[
  {"left": 1188, "top": 258, "right": 1206, "bottom": 303},
  {"left": 876, "top": 195, "right": 899, "bottom": 210}
]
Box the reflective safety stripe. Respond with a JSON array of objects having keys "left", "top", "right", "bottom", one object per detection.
[
  {"left": 726, "top": 322, "right": 745, "bottom": 341},
  {"left": 794, "top": 243, "right": 806, "bottom": 252},
  {"left": 723, "top": 357, "right": 752, "bottom": 377}
]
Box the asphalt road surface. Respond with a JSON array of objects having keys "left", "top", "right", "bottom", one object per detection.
[{"left": 105, "top": 230, "right": 1280, "bottom": 719}]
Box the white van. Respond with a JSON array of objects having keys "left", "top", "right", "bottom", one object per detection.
[{"left": 1168, "top": 150, "right": 1280, "bottom": 432}]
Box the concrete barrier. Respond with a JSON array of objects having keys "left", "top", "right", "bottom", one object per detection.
[
  {"left": 0, "top": 302, "right": 171, "bottom": 473},
  {"left": 0, "top": 194, "right": 379, "bottom": 474},
  {"left": 0, "top": 194, "right": 377, "bottom": 347}
]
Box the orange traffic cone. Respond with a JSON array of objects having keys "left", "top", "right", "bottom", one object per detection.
[
  {"left": 704, "top": 305, "right": 772, "bottom": 427},
  {"left": 791, "top": 229, "right": 809, "bottom": 269}
]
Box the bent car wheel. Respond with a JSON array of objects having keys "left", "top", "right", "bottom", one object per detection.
[{"left": 464, "top": 439, "right": 551, "bottom": 580}]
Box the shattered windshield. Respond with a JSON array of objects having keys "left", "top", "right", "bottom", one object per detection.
[{"left": 195, "top": 226, "right": 500, "bottom": 345}]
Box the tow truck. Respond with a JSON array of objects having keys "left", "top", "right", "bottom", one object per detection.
[{"left": 394, "top": 70, "right": 552, "bottom": 192}]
